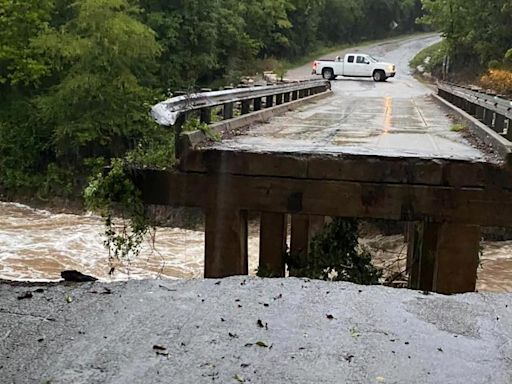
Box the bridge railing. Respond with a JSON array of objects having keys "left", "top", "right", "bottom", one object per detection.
[
  {"left": 150, "top": 79, "right": 331, "bottom": 157},
  {"left": 437, "top": 81, "right": 512, "bottom": 139}
]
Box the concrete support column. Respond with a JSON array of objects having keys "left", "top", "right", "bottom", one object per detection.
[
  {"left": 407, "top": 222, "right": 480, "bottom": 294},
  {"left": 259, "top": 212, "right": 288, "bottom": 277},
  {"left": 205, "top": 205, "right": 248, "bottom": 278},
  {"left": 433, "top": 224, "right": 480, "bottom": 294},
  {"left": 289, "top": 215, "right": 325, "bottom": 276},
  {"left": 407, "top": 222, "right": 439, "bottom": 291}
]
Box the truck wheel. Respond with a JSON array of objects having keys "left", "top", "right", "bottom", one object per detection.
[
  {"left": 322, "top": 68, "right": 335, "bottom": 80},
  {"left": 373, "top": 70, "right": 385, "bottom": 82}
]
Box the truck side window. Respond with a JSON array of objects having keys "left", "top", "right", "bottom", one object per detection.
[
  {"left": 347, "top": 55, "right": 354, "bottom": 63},
  {"left": 356, "top": 56, "right": 366, "bottom": 64}
]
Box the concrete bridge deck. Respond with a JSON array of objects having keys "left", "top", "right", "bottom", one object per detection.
[{"left": 210, "top": 34, "right": 487, "bottom": 162}]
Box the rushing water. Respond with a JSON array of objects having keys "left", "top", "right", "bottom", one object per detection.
[{"left": 1, "top": 202, "right": 511, "bottom": 292}]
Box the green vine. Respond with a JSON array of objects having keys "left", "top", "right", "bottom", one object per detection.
[
  {"left": 183, "top": 118, "right": 221, "bottom": 141},
  {"left": 84, "top": 158, "right": 150, "bottom": 270}
]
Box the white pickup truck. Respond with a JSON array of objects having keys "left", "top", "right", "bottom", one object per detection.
[{"left": 312, "top": 53, "right": 396, "bottom": 82}]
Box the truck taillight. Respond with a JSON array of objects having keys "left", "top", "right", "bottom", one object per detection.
[{"left": 312, "top": 61, "right": 317, "bottom": 70}]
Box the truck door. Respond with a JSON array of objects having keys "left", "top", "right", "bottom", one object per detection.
[
  {"left": 355, "top": 55, "right": 370, "bottom": 76},
  {"left": 344, "top": 55, "right": 357, "bottom": 76}
]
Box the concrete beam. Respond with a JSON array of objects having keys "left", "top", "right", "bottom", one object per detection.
[
  {"left": 133, "top": 171, "right": 512, "bottom": 227},
  {"left": 179, "top": 149, "right": 511, "bottom": 189}
]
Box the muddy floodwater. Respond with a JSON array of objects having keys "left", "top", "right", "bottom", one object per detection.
[{"left": 1, "top": 202, "right": 512, "bottom": 293}]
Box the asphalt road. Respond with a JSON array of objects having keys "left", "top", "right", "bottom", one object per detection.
[
  {"left": 1, "top": 278, "right": 511, "bottom": 383},
  {"left": 214, "top": 34, "right": 486, "bottom": 161}
]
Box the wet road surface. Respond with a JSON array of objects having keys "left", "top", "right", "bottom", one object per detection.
[{"left": 213, "top": 34, "right": 486, "bottom": 161}]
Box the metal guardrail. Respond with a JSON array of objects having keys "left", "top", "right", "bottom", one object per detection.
[
  {"left": 151, "top": 80, "right": 331, "bottom": 127},
  {"left": 150, "top": 79, "right": 331, "bottom": 158},
  {"left": 437, "top": 82, "right": 512, "bottom": 138}
]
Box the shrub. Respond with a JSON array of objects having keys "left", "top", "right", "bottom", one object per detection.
[
  {"left": 287, "top": 218, "right": 382, "bottom": 285},
  {"left": 480, "top": 69, "right": 512, "bottom": 96}
]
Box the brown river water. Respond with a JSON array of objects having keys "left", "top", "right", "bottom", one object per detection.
[{"left": 1, "top": 202, "right": 511, "bottom": 292}]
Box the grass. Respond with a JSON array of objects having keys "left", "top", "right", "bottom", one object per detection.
[
  {"left": 450, "top": 123, "right": 466, "bottom": 132},
  {"left": 409, "top": 40, "right": 446, "bottom": 72}
]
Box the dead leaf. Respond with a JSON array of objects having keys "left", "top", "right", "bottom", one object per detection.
[
  {"left": 326, "top": 314, "right": 335, "bottom": 320},
  {"left": 17, "top": 292, "right": 33, "bottom": 300},
  {"left": 153, "top": 345, "right": 167, "bottom": 351},
  {"left": 256, "top": 341, "right": 268, "bottom": 348}
]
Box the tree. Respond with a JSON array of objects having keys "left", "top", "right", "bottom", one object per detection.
[{"left": 34, "top": 0, "right": 162, "bottom": 163}]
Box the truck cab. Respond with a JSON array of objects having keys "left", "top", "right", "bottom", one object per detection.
[{"left": 312, "top": 53, "right": 396, "bottom": 82}]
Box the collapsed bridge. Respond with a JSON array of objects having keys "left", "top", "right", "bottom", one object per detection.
[{"left": 138, "top": 63, "right": 512, "bottom": 295}]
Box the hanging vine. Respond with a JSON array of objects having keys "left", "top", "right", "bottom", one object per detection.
[{"left": 84, "top": 158, "right": 151, "bottom": 270}]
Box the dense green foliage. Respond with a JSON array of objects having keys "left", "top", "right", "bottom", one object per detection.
[
  {"left": 287, "top": 218, "right": 382, "bottom": 284},
  {"left": 0, "top": 0, "right": 425, "bottom": 199},
  {"left": 420, "top": 0, "right": 512, "bottom": 70}
]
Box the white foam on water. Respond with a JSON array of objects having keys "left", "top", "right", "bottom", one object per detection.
[{"left": 0, "top": 202, "right": 262, "bottom": 282}]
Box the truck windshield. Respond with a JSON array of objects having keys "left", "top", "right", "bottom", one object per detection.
[{"left": 368, "top": 55, "right": 379, "bottom": 63}]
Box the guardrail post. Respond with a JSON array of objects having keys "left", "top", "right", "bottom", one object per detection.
[
  {"left": 174, "top": 112, "right": 188, "bottom": 158},
  {"left": 276, "top": 94, "right": 283, "bottom": 105},
  {"left": 475, "top": 104, "right": 485, "bottom": 121},
  {"left": 241, "top": 99, "right": 251, "bottom": 115},
  {"left": 223, "top": 103, "right": 234, "bottom": 120},
  {"left": 265, "top": 95, "right": 274, "bottom": 108},
  {"left": 284, "top": 92, "right": 291, "bottom": 103},
  {"left": 468, "top": 102, "right": 476, "bottom": 116},
  {"left": 483, "top": 109, "right": 494, "bottom": 128},
  {"left": 494, "top": 114, "right": 506, "bottom": 134},
  {"left": 259, "top": 212, "right": 287, "bottom": 277},
  {"left": 200, "top": 108, "right": 212, "bottom": 125},
  {"left": 506, "top": 120, "right": 512, "bottom": 141},
  {"left": 254, "top": 97, "right": 262, "bottom": 111},
  {"left": 292, "top": 90, "right": 299, "bottom": 101}
]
